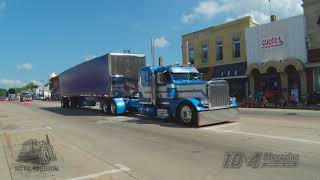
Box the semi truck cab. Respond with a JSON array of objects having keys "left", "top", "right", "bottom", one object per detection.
[{"left": 137, "top": 65, "right": 239, "bottom": 126}]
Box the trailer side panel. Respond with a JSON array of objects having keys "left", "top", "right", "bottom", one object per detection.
[{"left": 59, "top": 55, "right": 109, "bottom": 97}]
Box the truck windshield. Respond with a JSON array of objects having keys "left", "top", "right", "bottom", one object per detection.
[{"left": 172, "top": 73, "right": 200, "bottom": 80}]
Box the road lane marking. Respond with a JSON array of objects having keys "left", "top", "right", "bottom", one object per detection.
[
  {"left": 219, "top": 130, "right": 320, "bottom": 145},
  {"left": 0, "top": 126, "right": 52, "bottom": 133},
  {"left": 68, "top": 164, "right": 130, "bottom": 180}
]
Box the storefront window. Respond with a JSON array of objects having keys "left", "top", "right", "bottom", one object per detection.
[
  {"left": 201, "top": 44, "right": 208, "bottom": 63},
  {"left": 188, "top": 48, "right": 194, "bottom": 65},
  {"left": 314, "top": 67, "right": 320, "bottom": 92},
  {"left": 216, "top": 41, "right": 223, "bottom": 61}
]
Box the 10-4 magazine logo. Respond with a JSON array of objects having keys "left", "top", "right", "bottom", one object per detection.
[
  {"left": 223, "top": 152, "right": 299, "bottom": 169},
  {"left": 15, "top": 134, "right": 59, "bottom": 172}
]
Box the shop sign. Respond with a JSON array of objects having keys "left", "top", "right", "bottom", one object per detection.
[{"left": 261, "top": 35, "right": 285, "bottom": 49}]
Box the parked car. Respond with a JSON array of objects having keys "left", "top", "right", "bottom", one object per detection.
[
  {"left": 20, "top": 92, "right": 33, "bottom": 102},
  {"left": 34, "top": 96, "right": 44, "bottom": 100},
  {"left": 8, "top": 94, "right": 19, "bottom": 101}
]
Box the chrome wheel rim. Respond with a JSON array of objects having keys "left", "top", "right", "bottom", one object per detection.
[{"left": 180, "top": 106, "right": 192, "bottom": 123}]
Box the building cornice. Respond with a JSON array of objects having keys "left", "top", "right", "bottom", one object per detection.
[{"left": 182, "top": 16, "right": 253, "bottom": 38}]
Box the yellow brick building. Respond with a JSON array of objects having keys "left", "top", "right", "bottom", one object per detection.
[{"left": 181, "top": 16, "right": 257, "bottom": 100}]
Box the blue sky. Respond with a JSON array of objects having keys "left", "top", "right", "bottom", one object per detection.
[{"left": 0, "top": 0, "right": 303, "bottom": 88}]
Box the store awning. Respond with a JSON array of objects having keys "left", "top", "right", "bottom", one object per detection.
[
  {"left": 212, "top": 75, "right": 247, "bottom": 80},
  {"left": 213, "top": 62, "right": 247, "bottom": 79}
]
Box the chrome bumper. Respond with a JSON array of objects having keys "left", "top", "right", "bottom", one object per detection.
[{"left": 197, "top": 107, "right": 239, "bottom": 127}]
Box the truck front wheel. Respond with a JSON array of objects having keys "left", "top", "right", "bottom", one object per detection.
[{"left": 177, "top": 102, "right": 198, "bottom": 127}]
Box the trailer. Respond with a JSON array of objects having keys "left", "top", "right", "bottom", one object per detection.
[
  {"left": 59, "top": 53, "right": 146, "bottom": 110},
  {"left": 59, "top": 52, "right": 239, "bottom": 127}
]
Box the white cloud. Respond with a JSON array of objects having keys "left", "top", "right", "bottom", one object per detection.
[
  {"left": 181, "top": 14, "right": 200, "bottom": 24},
  {"left": 182, "top": 0, "right": 303, "bottom": 24},
  {"left": 182, "top": 0, "right": 234, "bottom": 24},
  {"left": 0, "top": 1, "right": 6, "bottom": 11},
  {"left": 154, "top": 36, "right": 169, "bottom": 48},
  {"left": 225, "top": 17, "right": 235, "bottom": 22},
  {"left": 194, "top": 1, "right": 234, "bottom": 18},
  {"left": 84, "top": 54, "right": 97, "bottom": 61},
  {"left": 225, "top": 0, "right": 303, "bottom": 23},
  {"left": 17, "top": 63, "right": 33, "bottom": 71},
  {"left": 0, "top": 79, "right": 24, "bottom": 88}
]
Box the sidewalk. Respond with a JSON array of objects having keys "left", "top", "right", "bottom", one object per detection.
[
  {"left": 0, "top": 135, "right": 13, "bottom": 180},
  {"left": 240, "top": 107, "right": 320, "bottom": 114}
]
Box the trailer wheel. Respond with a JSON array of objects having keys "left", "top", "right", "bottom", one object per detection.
[
  {"left": 61, "top": 98, "right": 69, "bottom": 108},
  {"left": 110, "top": 102, "right": 117, "bottom": 115},
  {"left": 177, "top": 102, "right": 198, "bottom": 126},
  {"left": 70, "top": 99, "right": 75, "bottom": 108},
  {"left": 101, "top": 102, "right": 109, "bottom": 113}
]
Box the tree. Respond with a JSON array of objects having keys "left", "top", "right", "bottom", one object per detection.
[
  {"left": 24, "top": 82, "right": 38, "bottom": 90},
  {"left": 0, "top": 88, "right": 7, "bottom": 97},
  {"left": 7, "top": 88, "right": 16, "bottom": 94}
]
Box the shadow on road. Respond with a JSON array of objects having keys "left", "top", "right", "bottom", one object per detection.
[
  {"left": 39, "top": 107, "right": 189, "bottom": 129},
  {"left": 40, "top": 107, "right": 105, "bottom": 116}
]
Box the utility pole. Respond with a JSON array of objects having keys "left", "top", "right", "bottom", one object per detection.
[
  {"left": 186, "top": 40, "right": 189, "bottom": 65},
  {"left": 150, "top": 38, "right": 156, "bottom": 105},
  {"left": 269, "top": 0, "right": 272, "bottom": 18},
  {"left": 41, "top": 80, "right": 44, "bottom": 98}
]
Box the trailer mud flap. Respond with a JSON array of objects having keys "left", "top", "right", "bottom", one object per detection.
[{"left": 197, "top": 108, "right": 239, "bottom": 127}]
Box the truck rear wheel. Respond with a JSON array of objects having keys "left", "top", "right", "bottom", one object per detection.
[{"left": 177, "top": 102, "right": 198, "bottom": 127}]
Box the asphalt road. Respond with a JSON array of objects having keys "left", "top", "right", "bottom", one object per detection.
[{"left": 0, "top": 101, "right": 320, "bottom": 180}]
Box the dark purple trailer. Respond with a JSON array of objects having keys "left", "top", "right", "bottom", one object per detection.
[{"left": 59, "top": 53, "right": 146, "bottom": 108}]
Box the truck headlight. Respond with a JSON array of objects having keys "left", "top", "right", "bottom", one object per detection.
[
  {"left": 201, "top": 100, "right": 208, "bottom": 105},
  {"left": 229, "top": 97, "right": 236, "bottom": 102},
  {"left": 229, "top": 97, "right": 238, "bottom": 107}
]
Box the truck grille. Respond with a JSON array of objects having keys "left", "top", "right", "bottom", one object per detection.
[{"left": 208, "top": 80, "right": 230, "bottom": 110}]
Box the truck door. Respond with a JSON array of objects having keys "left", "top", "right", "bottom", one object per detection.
[
  {"left": 138, "top": 68, "right": 152, "bottom": 104},
  {"left": 156, "top": 70, "right": 175, "bottom": 102}
]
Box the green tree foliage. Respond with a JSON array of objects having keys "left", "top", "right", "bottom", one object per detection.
[
  {"left": 24, "top": 82, "right": 39, "bottom": 90},
  {"left": 0, "top": 88, "right": 7, "bottom": 97},
  {"left": 8, "top": 88, "right": 16, "bottom": 94},
  {"left": 6, "top": 82, "right": 39, "bottom": 95}
]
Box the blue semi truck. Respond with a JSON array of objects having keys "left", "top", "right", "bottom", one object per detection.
[{"left": 59, "top": 53, "right": 239, "bottom": 127}]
